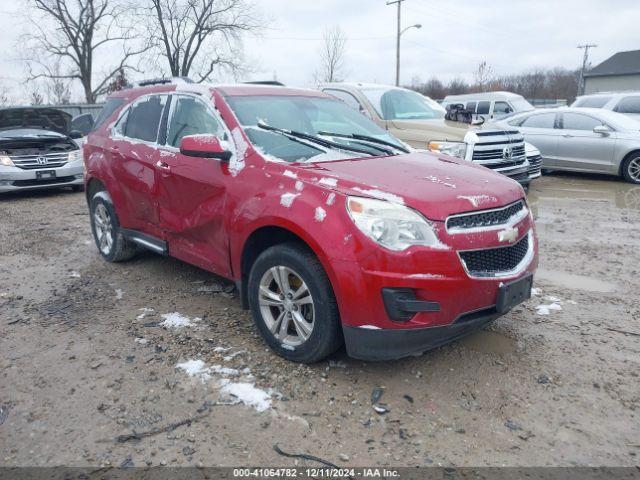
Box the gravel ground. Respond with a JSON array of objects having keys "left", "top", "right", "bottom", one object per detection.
[{"left": 1, "top": 173, "right": 639, "bottom": 468}]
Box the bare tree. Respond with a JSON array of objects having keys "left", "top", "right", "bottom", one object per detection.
[
  {"left": 0, "top": 86, "right": 11, "bottom": 107},
  {"left": 28, "top": 83, "right": 45, "bottom": 105},
  {"left": 146, "top": 0, "right": 261, "bottom": 82},
  {"left": 24, "top": 0, "right": 147, "bottom": 103},
  {"left": 473, "top": 61, "right": 493, "bottom": 92},
  {"left": 313, "top": 26, "right": 348, "bottom": 83},
  {"left": 45, "top": 61, "right": 72, "bottom": 105}
]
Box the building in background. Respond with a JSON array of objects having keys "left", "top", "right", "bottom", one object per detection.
[{"left": 584, "top": 50, "right": 640, "bottom": 94}]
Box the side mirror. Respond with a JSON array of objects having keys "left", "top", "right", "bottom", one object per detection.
[
  {"left": 593, "top": 125, "right": 611, "bottom": 135},
  {"left": 69, "top": 130, "right": 84, "bottom": 139},
  {"left": 179, "top": 134, "right": 232, "bottom": 162}
]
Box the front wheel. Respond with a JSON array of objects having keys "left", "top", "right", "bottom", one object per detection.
[
  {"left": 622, "top": 153, "right": 640, "bottom": 184},
  {"left": 89, "top": 192, "right": 137, "bottom": 262},
  {"left": 247, "top": 243, "right": 343, "bottom": 363}
]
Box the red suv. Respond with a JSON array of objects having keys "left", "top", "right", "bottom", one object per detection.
[{"left": 84, "top": 80, "right": 538, "bottom": 363}]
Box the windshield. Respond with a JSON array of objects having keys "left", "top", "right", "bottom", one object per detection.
[
  {"left": 226, "top": 95, "right": 405, "bottom": 163},
  {"left": 360, "top": 88, "right": 446, "bottom": 120},
  {"left": 573, "top": 96, "right": 612, "bottom": 108},
  {"left": 510, "top": 98, "right": 535, "bottom": 112}
]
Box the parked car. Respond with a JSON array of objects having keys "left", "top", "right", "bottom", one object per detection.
[
  {"left": 0, "top": 107, "right": 85, "bottom": 193},
  {"left": 318, "top": 83, "right": 531, "bottom": 185},
  {"left": 84, "top": 81, "right": 538, "bottom": 362},
  {"left": 496, "top": 107, "right": 640, "bottom": 184},
  {"left": 442, "top": 91, "right": 535, "bottom": 120},
  {"left": 572, "top": 91, "right": 640, "bottom": 120}
]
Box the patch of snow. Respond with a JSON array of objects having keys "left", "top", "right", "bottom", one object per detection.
[
  {"left": 114, "top": 288, "right": 123, "bottom": 300},
  {"left": 407, "top": 273, "right": 445, "bottom": 279},
  {"left": 229, "top": 128, "right": 248, "bottom": 177},
  {"left": 69, "top": 271, "right": 81, "bottom": 278},
  {"left": 295, "top": 180, "right": 304, "bottom": 191},
  {"left": 159, "top": 150, "right": 175, "bottom": 158},
  {"left": 314, "top": 206, "right": 326, "bottom": 222},
  {"left": 318, "top": 177, "right": 338, "bottom": 187},
  {"left": 160, "top": 312, "right": 200, "bottom": 329},
  {"left": 280, "top": 192, "right": 299, "bottom": 208},
  {"left": 218, "top": 379, "right": 272, "bottom": 412},
  {"left": 223, "top": 350, "right": 246, "bottom": 362},
  {"left": 424, "top": 175, "right": 456, "bottom": 189},
  {"left": 352, "top": 187, "right": 404, "bottom": 205},
  {"left": 176, "top": 359, "right": 211, "bottom": 382},
  {"left": 536, "top": 303, "right": 562, "bottom": 315},
  {"left": 134, "top": 337, "right": 148, "bottom": 345},
  {"left": 326, "top": 192, "right": 336, "bottom": 206},
  {"left": 283, "top": 170, "right": 297, "bottom": 179},
  {"left": 531, "top": 287, "right": 541, "bottom": 296},
  {"left": 457, "top": 194, "right": 498, "bottom": 208},
  {"left": 136, "top": 308, "right": 155, "bottom": 320},
  {"left": 213, "top": 346, "right": 230, "bottom": 353}
]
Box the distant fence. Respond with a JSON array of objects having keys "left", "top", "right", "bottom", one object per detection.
[
  {"left": 50, "top": 103, "right": 104, "bottom": 118},
  {"left": 528, "top": 99, "right": 568, "bottom": 108}
]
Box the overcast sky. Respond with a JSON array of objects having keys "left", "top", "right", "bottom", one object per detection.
[{"left": 1, "top": 0, "right": 639, "bottom": 102}]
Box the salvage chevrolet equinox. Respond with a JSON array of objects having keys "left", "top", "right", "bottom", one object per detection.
[{"left": 83, "top": 80, "right": 538, "bottom": 362}]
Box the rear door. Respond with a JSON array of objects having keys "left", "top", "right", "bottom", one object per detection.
[
  {"left": 156, "top": 93, "right": 232, "bottom": 277},
  {"left": 513, "top": 112, "right": 560, "bottom": 167},
  {"left": 109, "top": 94, "right": 168, "bottom": 235},
  {"left": 555, "top": 112, "right": 615, "bottom": 172}
]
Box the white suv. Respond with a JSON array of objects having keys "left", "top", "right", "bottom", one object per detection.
[{"left": 572, "top": 92, "right": 640, "bottom": 120}]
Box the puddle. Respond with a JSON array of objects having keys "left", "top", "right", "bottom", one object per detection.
[
  {"left": 458, "top": 330, "right": 517, "bottom": 354},
  {"left": 536, "top": 269, "right": 616, "bottom": 293}
]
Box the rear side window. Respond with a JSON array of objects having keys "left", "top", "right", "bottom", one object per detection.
[
  {"left": 615, "top": 96, "right": 640, "bottom": 114},
  {"left": 573, "top": 96, "right": 611, "bottom": 108},
  {"left": 476, "top": 101, "right": 490, "bottom": 115},
  {"left": 166, "top": 96, "right": 223, "bottom": 147},
  {"left": 465, "top": 101, "right": 477, "bottom": 112},
  {"left": 562, "top": 113, "right": 602, "bottom": 131},
  {"left": 520, "top": 113, "right": 556, "bottom": 128},
  {"left": 123, "top": 95, "right": 168, "bottom": 143},
  {"left": 92, "top": 98, "right": 124, "bottom": 130}
]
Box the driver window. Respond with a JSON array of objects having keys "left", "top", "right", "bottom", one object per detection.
[{"left": 167, "top": 96, "right": 223, "bottom": 148}]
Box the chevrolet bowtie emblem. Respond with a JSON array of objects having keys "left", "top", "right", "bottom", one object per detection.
[{"left": 498, "top": 227, "right": 519, "bottom": 243}]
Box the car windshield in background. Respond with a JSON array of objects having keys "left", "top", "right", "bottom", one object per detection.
[
  {"left": 573, "top": 96, "right": 612, "bottom": 108},
  {"left": 361, "top": 88, "right": 446, "bottom": 121},
  {"left": 511, "top": 98, "right": 535, "bottom": 112},
  {"left": 226, "top": 95, "right": 405, "bottom": 163}
]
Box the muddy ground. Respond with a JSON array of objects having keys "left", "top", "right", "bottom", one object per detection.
[{"left": 1, "top": 173, "right": 639, "bottom": 468}]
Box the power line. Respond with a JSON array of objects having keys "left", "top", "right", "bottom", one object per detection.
[{"left": 577, "top": 43, "right": 598, "bottom": 95}]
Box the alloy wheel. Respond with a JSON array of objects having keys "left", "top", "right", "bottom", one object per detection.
[
  {"left": 628, "top": 156, "right": 640, "bottom": 182},
  {"left": 258, "top": 266, "right": 315, "bottom": 347},
  {"left": 93, "top": 203, "right": 114, "bottom": 255}
]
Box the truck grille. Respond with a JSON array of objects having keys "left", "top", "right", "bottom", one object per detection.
[
  {"left": 447, "top": 200, "right": 526, "bottom": 232},
  {"left": 528, "top": 154, "right": 542, "bottom": 177},
  {"left": 472, "top": 130, "right": 527, "bottom": 170},
  {"left": 459, "top": 233, "right": 530, "bottom": 277},
  {"left": 10, "top": 151, "right": 70, "bottom": 170}
]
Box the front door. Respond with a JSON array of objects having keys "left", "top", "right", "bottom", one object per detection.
[
  {"left": 517, "top": 112, "right": 561, "bottom": 167},
  {"left": 156, "top": 94, "right": 232, "bottom": 277},
  {"left": 556, "top": 112, "right": 616, "bottom": 173}
]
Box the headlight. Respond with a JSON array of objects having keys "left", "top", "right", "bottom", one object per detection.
[
  {"left": 428, "top": 140, "right": 467, "bottom": 159},
  {"left": 68, "top": 150, "right": 82, "bottom": 163},
  {"left": 0, "top": 155, "right": 14, "bottom": 167},
  {"left": 347, "top": 196, "right": 444, "bottom": 251}
]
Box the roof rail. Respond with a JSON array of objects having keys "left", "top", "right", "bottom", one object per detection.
[
  {"left": 133, "top": 77, "right": 195, "bottom": 87},
  {"left": 243, "top": 81, "right": 285, "bottom": 86}
]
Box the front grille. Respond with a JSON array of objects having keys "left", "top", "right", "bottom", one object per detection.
[
  {"left": 459, "top": 233, "right": 530, "bottom": 277},
  {"left": 10, "top": 151, "right": 70, "bottom": 170},
  {"left": 528, "top": 154, "right": 542, "bottom": 175},
  {"left": 447, "top": 200, "right": 526, "bottom": 232},
  {"left": 472, "top": 130, "right": 526, "bottom": 171}
]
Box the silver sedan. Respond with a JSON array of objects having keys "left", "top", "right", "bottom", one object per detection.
[{"left": 495, "top": 107, "right": 640, "bottom": 184}]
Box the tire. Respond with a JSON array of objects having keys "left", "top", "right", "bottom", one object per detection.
[
  {"left": 248, "top": 243, "right": 343, "bottom": 363},
  {"left": 621, "top": 152, "right": 640, "bottom": 184},
  {"left": 89, "top": 192, "right": 137, "bottom": 262}
]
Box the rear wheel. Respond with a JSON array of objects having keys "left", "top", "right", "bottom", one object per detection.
[
  {"left": 622, "top": 153, "right": 640, "bottom": 184},
  {"left": 89, "top": 192, "right": 137, "bottom": 262},
  {"left": 248, "top": 243, "right": 342, "bottom": 363}
]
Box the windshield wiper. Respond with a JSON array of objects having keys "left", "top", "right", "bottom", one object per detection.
[
  {"left": 257, "top": 122, "right": 376, "bottom": 157},
  {"left": 318, "top": 131, "right": 410, "bottom": 153}
]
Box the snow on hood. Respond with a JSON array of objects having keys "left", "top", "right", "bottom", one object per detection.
[{"left": 302, "top": 151, "right": 524, "bottom": 221}]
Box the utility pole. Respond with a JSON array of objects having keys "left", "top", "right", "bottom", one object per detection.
[
  {"left": 387, "top": 0, "right": 405, "bottom": 86},
  {"left": 577, "top": 43, "right": 597, "bottom": 95}
]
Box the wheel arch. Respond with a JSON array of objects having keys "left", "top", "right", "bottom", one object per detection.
[{"left": 619, "top": 149, "right": 640, "bottom": 177}]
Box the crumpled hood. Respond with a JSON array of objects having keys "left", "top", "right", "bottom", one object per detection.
[{"left": 302, "top": 152, "right": 525, "bottom": 221}]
